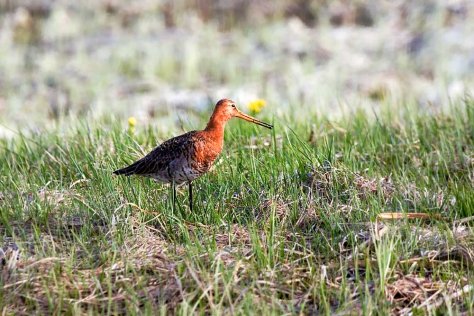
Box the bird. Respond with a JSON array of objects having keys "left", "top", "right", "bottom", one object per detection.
[{"left": 113, "top": 98, "right": 273, "bottom": 212}]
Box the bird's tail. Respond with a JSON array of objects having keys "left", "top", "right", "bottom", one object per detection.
[{"left": 113, "top": 163, "right": 138, "bottom": 176}]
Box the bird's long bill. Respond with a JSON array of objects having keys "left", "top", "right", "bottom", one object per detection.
[{"left": 235, "top": 111, "right": 273, "bottom": 129}]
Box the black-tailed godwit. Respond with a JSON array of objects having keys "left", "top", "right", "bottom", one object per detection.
[{"left": 113, "top": 99, "right": 273, "bottom": 211}]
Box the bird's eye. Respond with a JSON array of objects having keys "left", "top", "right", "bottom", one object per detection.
[{"left": 231, "top": 104, "right": 236, "bottom": 108}]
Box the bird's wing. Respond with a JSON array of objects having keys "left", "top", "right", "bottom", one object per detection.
[{"left": 116, "top": 131, "right": 198, "bottom": 176}]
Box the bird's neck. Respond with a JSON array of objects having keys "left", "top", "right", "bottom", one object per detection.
[{"left": 204, "top": 113, "right": 227, "bottom": 138}]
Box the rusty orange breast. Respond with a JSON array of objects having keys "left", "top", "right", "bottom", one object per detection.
[{"left": 189, "top": 130, "right": 224, "bottom": 173}]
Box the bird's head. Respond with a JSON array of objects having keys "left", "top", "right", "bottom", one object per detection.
[{"left": 211, "top": 99, "right": 273, "bottom": 129}]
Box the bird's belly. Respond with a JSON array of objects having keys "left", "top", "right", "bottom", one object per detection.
[
  {"left": 161, "top": 157, "right": 210, "bottom": 184},
  {"left": 174, "top": 166, "right": 202, "bottom": 184},
  {"left": 149, "top": 170, "right": 197, "bottom": 184}
]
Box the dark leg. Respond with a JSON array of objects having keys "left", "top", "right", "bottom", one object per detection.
[
  {"left": 188, "top": 182, "right": 193, "bottom": 212},
  {"left": 172, "top": 181, "right": 177, "bottom": 212}
]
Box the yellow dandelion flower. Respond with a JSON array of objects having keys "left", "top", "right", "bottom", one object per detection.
[
  {"left": 247, "top": 99, "right": 267, "bottom": 114},
  {"left": 128, "top": 117, "right": 137, "bottom": 127},
  {"left": 128, "top": 117, "right": 137, "bottom": 134}
]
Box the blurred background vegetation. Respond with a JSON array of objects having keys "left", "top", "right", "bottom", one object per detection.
[{"left": 0, "top": 0, "right": 473, "bottom": 135}]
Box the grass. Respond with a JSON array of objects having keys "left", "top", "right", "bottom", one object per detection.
[
  {"left": 1, "top": 1, "right": 473, "bottom": 314},
  {"left": 0, "top": 99, "right": 473, "bottom": 314}
]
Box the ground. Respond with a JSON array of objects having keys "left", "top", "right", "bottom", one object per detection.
[
  {"left": 1, "top": 102, "right": 473, "bottom": 314},
  {"left": 1, "top": 1, "right": 474, "bottom": 315}
]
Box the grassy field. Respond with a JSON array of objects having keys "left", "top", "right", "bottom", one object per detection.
[
  {"left": 1, "top": 99, "right": 473, "bottom": 314},
  {"left": 1, "top": 1, "right": 474, "bottom": 314}
]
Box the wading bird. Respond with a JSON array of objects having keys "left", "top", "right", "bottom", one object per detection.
[{"left": 113, "top": 99, "right": 273, "bottom": 211}]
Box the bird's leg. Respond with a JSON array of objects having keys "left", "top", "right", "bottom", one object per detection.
[
  {"left": 188, "top": 182, "right": 193, "bottom": 212},
  {"left": 172, "top": 181, "right": 177, "bottom": 213}
]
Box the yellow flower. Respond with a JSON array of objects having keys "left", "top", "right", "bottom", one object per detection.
[
  {"left": 128, "top": 116, "right": 137, "bottom": 134},
  {"left": 247, "top": 99, "right": 267, "bottom": 114},
  {"left": 128, "top": 117, "right": 137, "bottom": 128}
]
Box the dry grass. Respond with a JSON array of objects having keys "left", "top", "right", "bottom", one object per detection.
[{"left": 2, "top": 212, "right": 474, "bottom": 314}]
